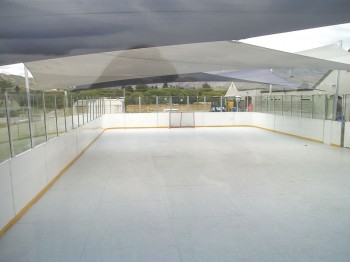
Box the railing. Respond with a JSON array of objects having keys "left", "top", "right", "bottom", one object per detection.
[{"left": 0, "top": 92, "right": 105, "bottom": 164}]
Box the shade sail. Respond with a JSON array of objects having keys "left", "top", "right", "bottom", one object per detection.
[
  {"left": 25, "top": 41, "right": 350, "bottom": 90},
  {"left": 297, "top": 43, "right": 350, "bottom": 64},
  {"left": 2, "top": 0, "right": 350, "bottom": 65},
  {"left": 207, "top": 69, "right": 300, "bottom": 88}
]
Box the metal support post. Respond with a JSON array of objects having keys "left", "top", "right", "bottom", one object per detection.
[
  {"left": 71, "top": 96, "right": 74, "bottom": 129},
  {"left": 138, "top": 96, "right": 141, "bottom": 113},
  {"left": 156, "top": 96, "right": 159, "bottom": 113},
  {"left": 5, "top": 92, "right": 14, "bottom": 157},
  {"left": 187, "top": 96, "right": 190, "bottom": 111},
  {"left": 220, "top": 96, "right": 223, "bottom": 112},
  {"left": 43, "top": 93, "right": 48, "bottom": 141},
  {"left": 63, "top": 92, "right": 67, "bottom": 132},
  {"left": 54, "top": 95, "right": 58, "bottom": 136},
  {"left": 281, "top": 96, "right": 284, "bottom": 116},
  {"left": 24, "top": 66, "right": 33, "bottom": 147}
]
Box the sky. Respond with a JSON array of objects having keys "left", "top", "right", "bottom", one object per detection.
[
  {"left": 0, "top": 23, "right": 349, "bottom": 78},
  {"left": 242, "top": 23, "right": 350, "bottom": 52}
]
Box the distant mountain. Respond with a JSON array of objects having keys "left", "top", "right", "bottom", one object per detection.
[
  {"left": 154, "top": 82, "right": 231, "bottom": 90},
  {"left": 0, "top": 73, "right": 36, "bottom": 88}
]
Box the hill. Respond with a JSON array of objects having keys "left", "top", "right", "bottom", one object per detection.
[{"left": 0, "top": 73, "right": 36, "bottom": 89}]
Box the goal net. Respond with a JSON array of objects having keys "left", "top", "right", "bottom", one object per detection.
[{"left": 169, "top": 112, "right": 195, "bottom": 128}]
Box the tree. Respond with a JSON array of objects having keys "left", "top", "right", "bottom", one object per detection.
[
  {"left": 135, "top": 84, "right": 149, "bottom": 92},
  {"left": 0, "top": 78, "right": 14, "bottom": 94},
  {"left": 202, "top": 83, "right": 211, "bottom": 89}
]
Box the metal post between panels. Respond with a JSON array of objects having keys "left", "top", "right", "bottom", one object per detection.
[
  {"left": 187, "top": 96, "right": 189, "bottom": 111},
  {"left": 42, "top": 93, "right": 48, "bottom": 141},
  {"left": 138, "top": 97, "right": 141, "bottom": 113},
  {"left": 156, "top": 96, "right": 158, "bottom": 113},
  {"left": 220, "top": 96, "right": 223, "bottom": 112},
  {"left": 82, "top": 97, "right": 85, "bottom": 124},
  {"left": 4, "top": 92, "right": 14, "bottom": 157},
  {"left": 71, "top": 96, "right": 74, "bottom": 129},
  {"left": 63, "top": 92, "right": 67, "bottom": 132},
  {"left": 281, "top": 96, "right": 284, "bottom": 116},
  {"left": 24, "top": 67, "right": 33, "bottom": 148},
  {"left": 54, "top": 95, "right": 58, "bottom": 136}
]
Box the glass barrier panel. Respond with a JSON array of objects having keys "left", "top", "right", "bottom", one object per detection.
[
  {"left": 72, "top": 96, "right": 79, "bottom": 127},
  {"left": 9, "top": 94, "right": 31, "bottom": 155},
  {"left": 345, "top": 95, "right": 350, "bottom": 122},
  {"left": 66, "top": 95, "right": 73, "bottom": 130},
  {"left": 282, "top": 96, "right": 291, "bottom": 116},
  {"left": 125, "top": 95, "right": 140, "bottom": 113},
  {"left": 312, "top": 95, "right": 326, "bottom": 120},
  {"left": 274, "top": 96, "right": 283, "bottom": 115},
  {"left": 157, "top": 96, "right": 171, "bottom": 113},
  {"left": 143, "top": 96, "right": 157, "bottom": 113},
  {"left": 187, "top": 96, "right": 202, "bottom": 112},
  {"left": 56, "top": 94, "right": 66, "bottom": 134},
  {"left": 261, "top": 96, "right": 268, "bottom": 113},
  {"left": 326, "top": 95, "right": 333, "bottom": 120},
  {"left": 301, "top": 96, "right": 312, "bottom": 118},
  {"left": 31, "top": 93, "right": 46, "bottom": 146},
  {"left": 171, "top": 96, "right": 186, "bottom": 112},
  {"left": 45, "top": 94, "right": 58, "bottom": 140},
  {"left": 254, "top": 96, "right": 262, "bottom": 112},
  {"left": 0, "top": 94, "right": 11, "bottom": 162},
  {"left": 291, "top": 96, "right": 301, "bottom": 117},
  {"left": 206, "top": 96, "right": 226, "bottom": 112}
]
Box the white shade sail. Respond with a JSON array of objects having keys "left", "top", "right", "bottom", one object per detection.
[
  {"left": 25, "top": 41, "right": 350, "bottom": 90},
  {"left": 297, "top": 43, "right": 350, "bottom": 64}
]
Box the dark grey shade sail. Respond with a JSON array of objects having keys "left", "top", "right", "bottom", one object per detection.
[
  {"left": 25, "top": 42, "right": 350, "bottom": 90},
  {"left": 1, "top": 0, "right": 350, "bottom": 65}
]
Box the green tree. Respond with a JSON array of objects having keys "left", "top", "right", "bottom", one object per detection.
[
  {"left": 202, "top": 83, "right": 211, "bottom": 89},
  {"left": 135, "top": 84, "right": 149, "bottom": 92}
]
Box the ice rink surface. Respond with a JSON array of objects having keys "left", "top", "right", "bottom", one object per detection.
[{"left": 1, "top": 127, "right": 350, "bottom": 262}]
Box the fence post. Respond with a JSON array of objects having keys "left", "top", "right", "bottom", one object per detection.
[{"left": 204, "top": 96, "right": 206, "bottom": 112}]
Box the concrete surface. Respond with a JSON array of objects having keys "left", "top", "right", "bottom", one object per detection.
[{"left": 1, "top": 127, "right": 350, "bottom": 262}]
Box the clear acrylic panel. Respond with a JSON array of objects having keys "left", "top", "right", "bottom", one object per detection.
[
  {"left": 291, "top": 96, "right": 301, "bottom": 117},
  {"left": 45, "top": 94, "right": 58, "bottom": 140},
  {"left": 313, "top": 95, "right": 326, "bottom": 120},
  {"left": 274, "top": 96, "right": 283, "bottom": 115},
  {"left": 0, "top": 94, "right": 11, "bottom": 162},
  {"left": 301, "top": 95, "right": 312, "bottom": 118},
  {"left": 9, "top": 94, "right": 32, "bottom": 155},
  {"left": 31, "top": 93, "right": 46, "bottom": 146}
]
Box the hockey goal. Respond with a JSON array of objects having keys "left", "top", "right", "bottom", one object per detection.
[{"left": 169, "top": 112, "right": 195, "bottom": 128}]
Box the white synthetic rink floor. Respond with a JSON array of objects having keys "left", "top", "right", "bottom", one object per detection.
[{"left": 1, "top": 127, "right": 350, "bottom": 262}]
